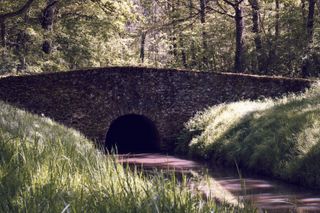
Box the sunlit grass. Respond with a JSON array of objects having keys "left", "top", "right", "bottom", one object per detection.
[
  {"left": 0, "top": 101, "right": 249, "bottom": 212},
  {"left": 179, "top": 82, "right": 320, "bottom": 188}
]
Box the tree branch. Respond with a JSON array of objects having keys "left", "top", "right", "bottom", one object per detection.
[
  {"left": 207, "top": 3, "right": 234, "bottom": 18},
  {"left": 0, "top": 0, "right": 35, "bottom": 20},
  {"left": 222, "top": 0, "right": 244, "bottom": 7}
]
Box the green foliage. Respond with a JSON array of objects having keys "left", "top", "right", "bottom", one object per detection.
[
  {"left": 131, "top": 0, "right": 320, "bottom": 76},
  {"left": 0, "top": 0, "right": 138, "bottom": 74},
  {"left": 179, "top": 82, "right": 320, "bottom": 188},
  {"left": 1, "top": 0, "right": 320, "bottom": 77}
]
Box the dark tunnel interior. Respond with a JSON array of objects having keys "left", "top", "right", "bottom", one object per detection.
[{"left": 105, "top": 114, "right": 161, "bottom": 154}]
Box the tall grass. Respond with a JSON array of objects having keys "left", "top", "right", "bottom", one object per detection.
[
  {"left": 178, "top": 82, "right": 320, "bottom": 189},
  {"left": 0, "top": 102, "right": 236, "bottom": 212}
]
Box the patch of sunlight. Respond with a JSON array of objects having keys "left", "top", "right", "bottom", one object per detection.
[
  {"left": 188, "top": 100, "right": 273, "bottom": 147},
  {"left": 0, "top": 168, "right": 4, "bottom": 180},
  {"left": 296, "top": 119, "right": 320, "bottom": 155},
  {"left": 294, "top": 103, "right": 320, "bottom": 114},
  {"left": 32, "top": 164, "right": 50, "bottom": 187},
  {"left": 196, "top": 175, "right": 242, "bottom": 208},
  {"left": 68, "top": 172, "right": 87, "bottom": 191}
]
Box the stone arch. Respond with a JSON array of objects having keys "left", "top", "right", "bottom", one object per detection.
[{"left": 105, "top": 114, "right": 161, "bottom": 154}]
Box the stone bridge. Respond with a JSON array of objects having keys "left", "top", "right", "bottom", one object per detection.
[{"left": 0, "top": 67, "right": 312, "bottom": 152}]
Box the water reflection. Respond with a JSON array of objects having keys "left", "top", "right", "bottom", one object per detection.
[
  {"left": 117, "top": 153, "right": 199, "bottom": 171},
  {"left": 117, "top": 154, "right": 320, "bottom": 212}
]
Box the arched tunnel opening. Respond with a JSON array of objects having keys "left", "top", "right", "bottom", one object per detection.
[{"left": 105, "top": 114, "right": 161, "bottom": 154}]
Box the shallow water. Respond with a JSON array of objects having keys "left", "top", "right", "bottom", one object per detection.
[
  {"left": 117, "top": 153, "right": 320, "bottom": 212},
  {"left": 209, "top": 166, "right": 320, "bottom": 212}
]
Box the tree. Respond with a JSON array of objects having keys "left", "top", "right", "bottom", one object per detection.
[
  {"left": 41, "top": 0, "right": 58, "bottom": 54},
  {"left": 218, "top": 0, "right": 245, "bottom": 72},
  {"left": 249, "top": 0, "right": 265, "bottom": 73},
  {"left": 200, "top": 0, "right": 208, "bottom": 68},
  {"left": 301, "top": 0, "right": 316, "bottom": 77}
]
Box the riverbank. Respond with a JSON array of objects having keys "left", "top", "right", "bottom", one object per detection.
[{"left": 177, "top": 82, "right": 320, "bottom": 189}]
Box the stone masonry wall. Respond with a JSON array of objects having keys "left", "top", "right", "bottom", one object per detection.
[{"left": 0, "top": 67, "right": 313, "bottom": 150}]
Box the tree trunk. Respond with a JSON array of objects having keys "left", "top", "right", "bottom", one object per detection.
[
  {"left": 42, "top": 0, "right": 57, "bottom": 30},
  {"left": 140, "top": 32, "right": 146, "bottom": 63},
  {"left": 41, "top": 0, "right": 58, "bottom": 54},
  {"left": 189, "top": 0, "right": 196, "bottom": 68},
  {"left": 306, "top": 0, "right": 315, "bottom": 42},
  {"left": 275, "top": 0, "right": 280, "bottom": 39},
  {"left": 16, "top": 31, "right": 28, "bottom": 72},
  {"left": 200, "top": 0, "right": 208, "bottom": 69},
  {"left": 249, "top": 0, "right": 264, "bottom": 73},
  {"left": 179, "top": 36, "right": 187, "bottom": 68},
  {"left": 266, "top": 0, "right": 279, "bottom": 71},
  {"left": 0, "top": 21, "right": 5, "bottom": 47},
  {"left": 234, "top": 4, "right": 245, "bottom": 72},
  {"left": 169, "top": 1, "right": 178, "bottom": 61},
  {"left": 172, "top": 35, "right": 178, "bottom": 59},
  {"left": 301, "top": 0, "right": 316, "bottom": 77},
  {"left": 301, "top": 0, "right": 307, "bottom": 25}
]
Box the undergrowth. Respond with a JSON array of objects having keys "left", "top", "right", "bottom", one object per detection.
[
  {"left": 0, "top": 102, "right": 243, "bottom": 212},
  {"left": 178, "top": 82, "right": 320, "bottom": 189}
]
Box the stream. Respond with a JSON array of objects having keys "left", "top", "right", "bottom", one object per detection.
[{"left": 117, "top": 153, "right": 320, "bottom": 213}]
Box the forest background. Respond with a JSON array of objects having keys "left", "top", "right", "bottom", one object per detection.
[{"left": 1, "top": 0, "right": 319, "bottom": 78}]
